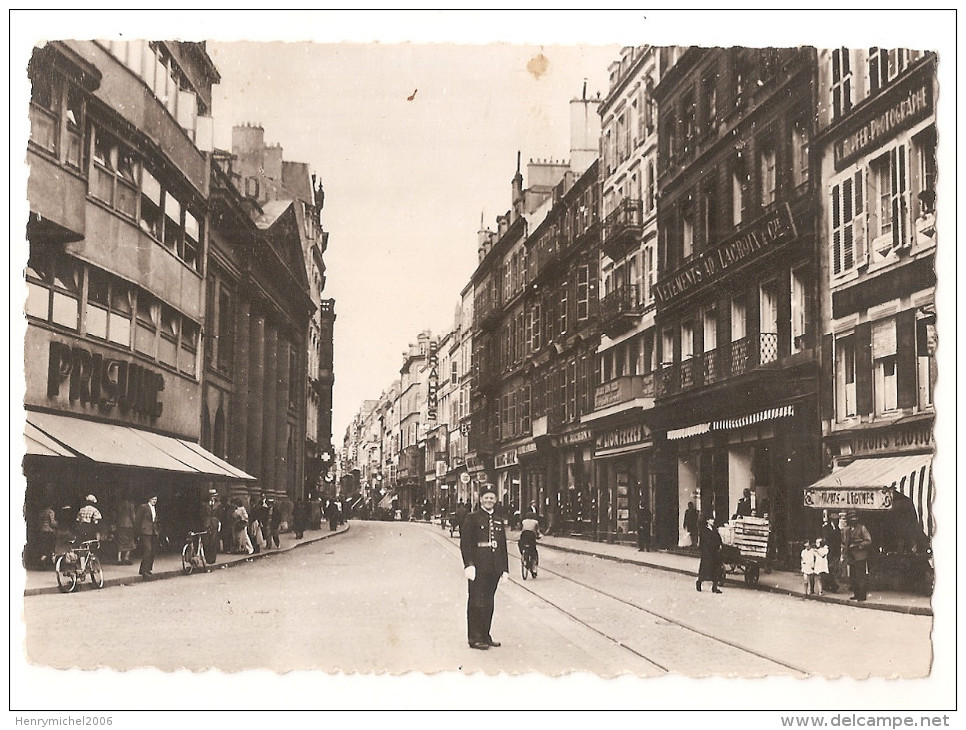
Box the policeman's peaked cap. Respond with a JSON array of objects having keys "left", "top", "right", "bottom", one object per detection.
[{"left": 480, "top": 485, "right": 497, "bottom": 497}]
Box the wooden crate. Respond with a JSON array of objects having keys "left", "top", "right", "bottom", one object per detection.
[{"left": 732, "top": 517, "right": 770, "bottom": 559}]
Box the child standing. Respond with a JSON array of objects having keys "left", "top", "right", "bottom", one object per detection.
[
  {"left": 800, "top": 540, "right": 816, "bottom": 598},
  {"left": 813, "top": 537, "right": 829, "bottom": 596}
]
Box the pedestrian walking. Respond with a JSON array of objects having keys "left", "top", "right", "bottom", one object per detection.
[
  {"left": 36, "top": 504, "right": 59, "bottom": 568},
  {"left": 696, "top": 516, "right": 723, "bottom": 593},
  {"left": 203, "top": 489, "right": 221, "bottom": 564},
  {"left": 324, "top": 499, "right": 340, "bottom": 531},
  {"left": 459, "top": 485, "right": 509, "bottom": 650},
  {"left": 636, "top": 501, "right": 652, "bottom": 552},
  {"left": 292, "top": 499, "right": 307, "bottom": 539},
  {"left": 75, "top": 495, "right": 102, "bottom": 543},
  {"left": 114, "top": 494, "right": 137, "bottom": 565},
  {"left": 822, "top": 511, "right": 842, "bottom": 592},
  {"left": 844, "top": 511, "right": 872, "bottom": 601},
  {"left": 800, "top": 540, "right": 817, "bottom": 598},
  {"left": 683, "top": 501, "right": 699, "bottom": 548},
  {"left": 263, "top": 498, "right": 281, "bottom": 549},
  {"left": 135, "top": 494, "right": 159, "bottom": 580},
  {"left": 814, "top": 537, "right": 829, "bottom": 595},
  {"left": 232, "top": 500, "right": 253, "bottom": 555}
]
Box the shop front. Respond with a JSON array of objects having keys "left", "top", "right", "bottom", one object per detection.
[
  {"left": 464, "top": 454, "right": 491, "bottom": 509},
  {"left": 591, "top": 421, "right": 652, "bottom": 544},
  {"left": 807, "top": 417, "right": 935, "bottom": 594},
  {"left": 665, "top": 402, "right": 819, "bottom": 566}
]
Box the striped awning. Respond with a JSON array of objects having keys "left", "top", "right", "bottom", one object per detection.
[
  {"left": 667, "top": 423, "right": 711, "bottom": 441},
  {"left": 711, "top": 404, "right": 795, "bottom": 431},
  {"left": 807, "top": 454, "right": 934, "bottom": 537}
]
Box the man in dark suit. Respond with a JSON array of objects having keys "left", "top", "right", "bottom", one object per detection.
[
  {"left": 459, "top": 485, "right": 509, "bottom": 650},
  {"left": 135, "top": 494, "right": 160, "bottom": 579}
]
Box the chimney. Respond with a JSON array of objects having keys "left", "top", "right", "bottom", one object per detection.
[
  {"left": 511, "top": 151, "right": 524, "bottom": 222},
  {"left": 570, "top": 87, "right": 602, "bottom": 176}
]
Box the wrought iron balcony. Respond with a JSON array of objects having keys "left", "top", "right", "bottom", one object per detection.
[
  {"left": 656, "top": 334, "right": 782, "bottom": 398},
  {"left": 593, "top": 373, "right": 656, "bottom": 411},
  {"left": 601, "top": 198, "right": 644, "bottom": 261},
  {"left": 599, "top": 284, "right": 643, "bottom": 336}
]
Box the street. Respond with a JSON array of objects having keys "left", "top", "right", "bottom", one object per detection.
[{"left": 22, "top": 521, "right": 931, "bottom": 678}]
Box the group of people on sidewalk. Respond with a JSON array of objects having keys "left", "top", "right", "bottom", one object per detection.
[{"left": 223, "top": 495, "right": 282, "bottom": 556}]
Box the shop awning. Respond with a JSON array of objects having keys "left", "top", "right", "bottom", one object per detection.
[
  {"left": 25, "top": 411, "right": 255, "bottom": 480},
  {"left": 711, "top": 404, "right": 795, "bottom": 431},
  {"left": 667, "top": 423, "right": 710, "bottom": 440},
  {"left": 804, "top": 454, "right": 934, "bottom": 536},
  {"left": 24, "top": 422, "right": 76, "bottom": 457}
]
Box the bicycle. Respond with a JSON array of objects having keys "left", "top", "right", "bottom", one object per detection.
[
  {"left": 181, "top": 530, "right": 209, "bottom": 574},
  {"left": 54, "top": 539, "right": 104, "bottom": 593},
  {"left": 520, "top": 542, "right": 538, "bottom": 580}
]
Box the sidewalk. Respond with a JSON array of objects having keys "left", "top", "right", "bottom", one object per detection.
[
  {"left": 22, "top": 524, "right": 351, "bottom": 597},
  {"left": 537, "top": 533, "right": 933, "bottom": 616}
]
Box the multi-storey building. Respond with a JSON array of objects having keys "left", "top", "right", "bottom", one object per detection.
[
  {"left": 807, "top": 47, "right": 936, "bottom": 589},
  {"left": 396, "top": 331, "right": 434, "bottom": 516},
  {"left": 448, "top": 284, "right": 474, "bottom": 505},
  {"left": 222, "top": 123, "right": 335, "bottom": 500},
  {"left": 23, "top": 40, "right": 258, "bottom": 561},
  {"left": 652, "top": 47, "right": 823, "bottom": 565},
  {"left": 584, "top": 46, "right": 664, "bottom": 544}
]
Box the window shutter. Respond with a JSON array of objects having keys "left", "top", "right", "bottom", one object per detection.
[
  {"left": 831, "top": 184, "right": 842, "bottom": 275},
  {"left": 821, "top": 333, "right": 835, "bottom": 418},
  {"left": 855, "top": 321, "right": 873, "bottom": 416},
  {"left": 896, "top": 308, "right": 917, "bottom": 408}
]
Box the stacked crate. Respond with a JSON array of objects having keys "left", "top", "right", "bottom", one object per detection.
[{"left": 732, "top": 516, "right": 770, "bottom": 560}]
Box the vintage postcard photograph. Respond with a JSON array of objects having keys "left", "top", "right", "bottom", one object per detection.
[{"left": 8, "top": 8, "right": 957, "bottom": 718}]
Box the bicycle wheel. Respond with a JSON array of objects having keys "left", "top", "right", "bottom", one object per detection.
[
  {"left": 182, "top": 542, "right": 194, "bottom": 575},
  {"left": 88, "top": 554, "right": 104, "bottom": 589},
  {"left": 520, "top": 552, "right": 529, "bottom": 580},
  {"left": 197, "top": 541, "right": 208, "bottom": 572},
  {"left": 55, "top": 556, "right": 76, "bottom": 593},
  {"left": 530, "top": 553, "right": 538, "bottom": 578}
]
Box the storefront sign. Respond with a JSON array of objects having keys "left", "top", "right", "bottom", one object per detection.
[
  {"left": 517, "top": 441, "right": 538, "bottom": 456},
  {"left": 466, "top": 455, "right": 487, "bottom": 473},
  {"left": 803, "top": 487, "right": 894, "bottom": 511},
  {"left": 559, "top": 429, "right": 592, "bottom": 447},
  {"left": 595, "top": 423, "right": 651, "bottom": 452},
  {"left": 426, "top": 340, "right": 438, "bottom": 420},
  {"left": 653, "top": 204, "right": 797, "bottom": 306},
  {"left": 836, "top": 422, "right": 934, "bottom": 457},
  {"left": 47, "top": 341, "right": 164, "bottom": 420},
  {"left": 495, "top": 449, "right": 518, "bottom": 469},
  {"left": 833, "top": 66, "right": 933, "bottom": 170},
  {"left": 460, "top": 472, "right": 471, "bottom": 484}
]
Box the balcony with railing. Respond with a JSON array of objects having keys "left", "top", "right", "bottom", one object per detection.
[
  {"left": 601, "top": 198, "right": 644, "bottom": 261},
  {"left": 599, "top": 284, "right": 644, "bottom": 336},
  {"left": 656, "top": 333, "right": 781, "bottom": 398}
]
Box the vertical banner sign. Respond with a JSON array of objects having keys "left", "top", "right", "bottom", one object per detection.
[{"left": 427, "top": 340, "right": 439, "bottom": 421}]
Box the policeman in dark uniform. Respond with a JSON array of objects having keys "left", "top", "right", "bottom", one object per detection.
[{"left": 459, "top": 484, "right": 509, "bottom": 650}]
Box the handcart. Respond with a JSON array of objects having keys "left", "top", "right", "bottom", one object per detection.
[{"left": 719, "top": 516, "right": 770, "bottom": 586}]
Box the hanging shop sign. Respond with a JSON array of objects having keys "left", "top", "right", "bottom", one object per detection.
[
  {"left": 595, "top": 423, "right": 651, "bottom": 453},
  {"left": 466, "top": 455, "right": 487, "bottom": 473},
  {"left": 495, "top": 448, "right": 519, "bottom": 469},
  {"left": 426, "top": 340, "right": 439, "bottom": 420},
  {"left": 803, "top": 486, "right": 894, "bottom": 511},
  {"left": 653, "top": 203, "right": 797, "bottom": 307},
  {"left": 47, "top": 341, "right": 164, "bottom": 420}
]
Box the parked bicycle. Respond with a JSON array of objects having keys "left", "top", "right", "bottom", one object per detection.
[
  {"left": 54, "top": 539, "right": 104, "bottom": 593},
  {"left": 181, "top": 530, "right": 209, "bottom": 574}
]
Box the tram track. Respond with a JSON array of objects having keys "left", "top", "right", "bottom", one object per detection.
[{"left": 428, "top": 525, "right": 808, "bottom": 676}]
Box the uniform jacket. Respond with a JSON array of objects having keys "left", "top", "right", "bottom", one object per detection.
[
  {"left": 460, "top": 509, "right": 509, "bottom": 575},
  {"left": 135, "top": 503, "right": 159, "bottom": 536},
  {"left": 845, "top": 523, "right": 872, "bottom": 563}
]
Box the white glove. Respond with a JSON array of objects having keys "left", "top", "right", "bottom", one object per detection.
[{"left": 464, "top": 565, "right": 476, "bottom": 581}]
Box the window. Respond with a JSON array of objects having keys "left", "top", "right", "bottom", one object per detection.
[
  {"left": 576, "top": 265, "right": 590, "bottom": 321},
  {"left": 29, "top": 73, "right": 58, "bottom": 153},
  {"left": 681, "top": 198, "right": 695, "bottom": 259},
  {"left": 759, "top": 138, "right": 777, "bottom": 208},
  {"left": 140, "top": 167, "right": 163, "bottom": 240},
  {"left": 530, "top": 302, "right": 542, "bottom": 351},
  {"left": 916, "top": 314, "right": 936, "bottom": 409},
  {"left": 913, "top": 126, "right": 937, "bottom": 220},
  {"left": 91, "top": 129, "right": 139, "bottom": 218},
  {"left": 135, "top": 291, "right": 159, "bottom": 357},
  {"left": 872, "top": 319, "right": 898, "bottom": 414},
  {"left": 790, "top": 267, "right": 810, "bottom": 353},
  {"left": 703, "top": 69, "right": 717, "bottom": 132},
  {"left": 25, "top": 250, "right": 82, "bottom": 330},
  {"left": 163, "top": 191, "right": 183, "bottom": 253},
  {"left": 731, "top": 298, "right": 748, "bottom": 342},
  {"left": 831, "top": 48, "right": 852, "bottom": 119},
  {"left": 559, "top": 282, "right": 568, "bottom": 336},
  {"left": 159, "top": 305, "right": 180, "bottom": 367},
  {"left": 791, "top": 118, "right": 810, "bottom": 188},
  {"left": 180, "top": 318, "right": 198, "bottom": 377},
  {"left": 85, "top": 268, "right": 133, "bottom": 346},
  {"left": 645, "top": 159, "right": 655, "bottom": 214},
  {"left": 836, "top": 334, "right": 857, "bottom": 420},
  {"left": 702, "top": 182, "right": 719, "bottom": 248},
  {"left": 831, "top": 170, "right": 864, "bottom": 275},
  {"left": 869, "top": 146, "right": 909, "bottom": 257},
  {"left": 759, "top": 281, "right": 779, "bottom": 365},
  {"left": 643, "top": 242, "right": 656, "bottom": 305},
  {"left": 682, "top": 89, "right": 696, "bottom": 145},
  {"left": 29, "top": 71, "right": 86, "bottom": 168},
  {"left": 703, "top": 304, "right": 717, "bottom": 352},
  {"left": 681, "top": 319, "right": 694, "bottom": 361},
  {"left": 868, "top": 48, "right": 913, "bottom": 94},
  {"left": 182, "top": 210, "right": 200, "bottom": 272},
  {"left": 732, "top": 155, "right": 746, "bottom": 227},
  {"left": 661, "top": 327, "right": 674, "bottom": 366},
  {"left": 217, "top": 285, "right": 234, "bottom": 372}
]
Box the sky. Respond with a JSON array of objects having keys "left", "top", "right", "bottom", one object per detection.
[
  {"left": 8, "top": 8, "right": 957, "bottom": 712},
  {"left": 206, "top": 39, "right": 620, "bottom": 445}
]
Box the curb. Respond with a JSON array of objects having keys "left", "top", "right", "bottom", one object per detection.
[
  {"left": 23, "top": 524, "right": 351, "bottom": 597},
  {"left": 540, "top": 541, "right": 932, "bottom": 617}
]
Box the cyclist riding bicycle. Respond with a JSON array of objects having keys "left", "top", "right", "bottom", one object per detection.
[{"left": 518, "top": 511, "right": 542, "bottom": 562}]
